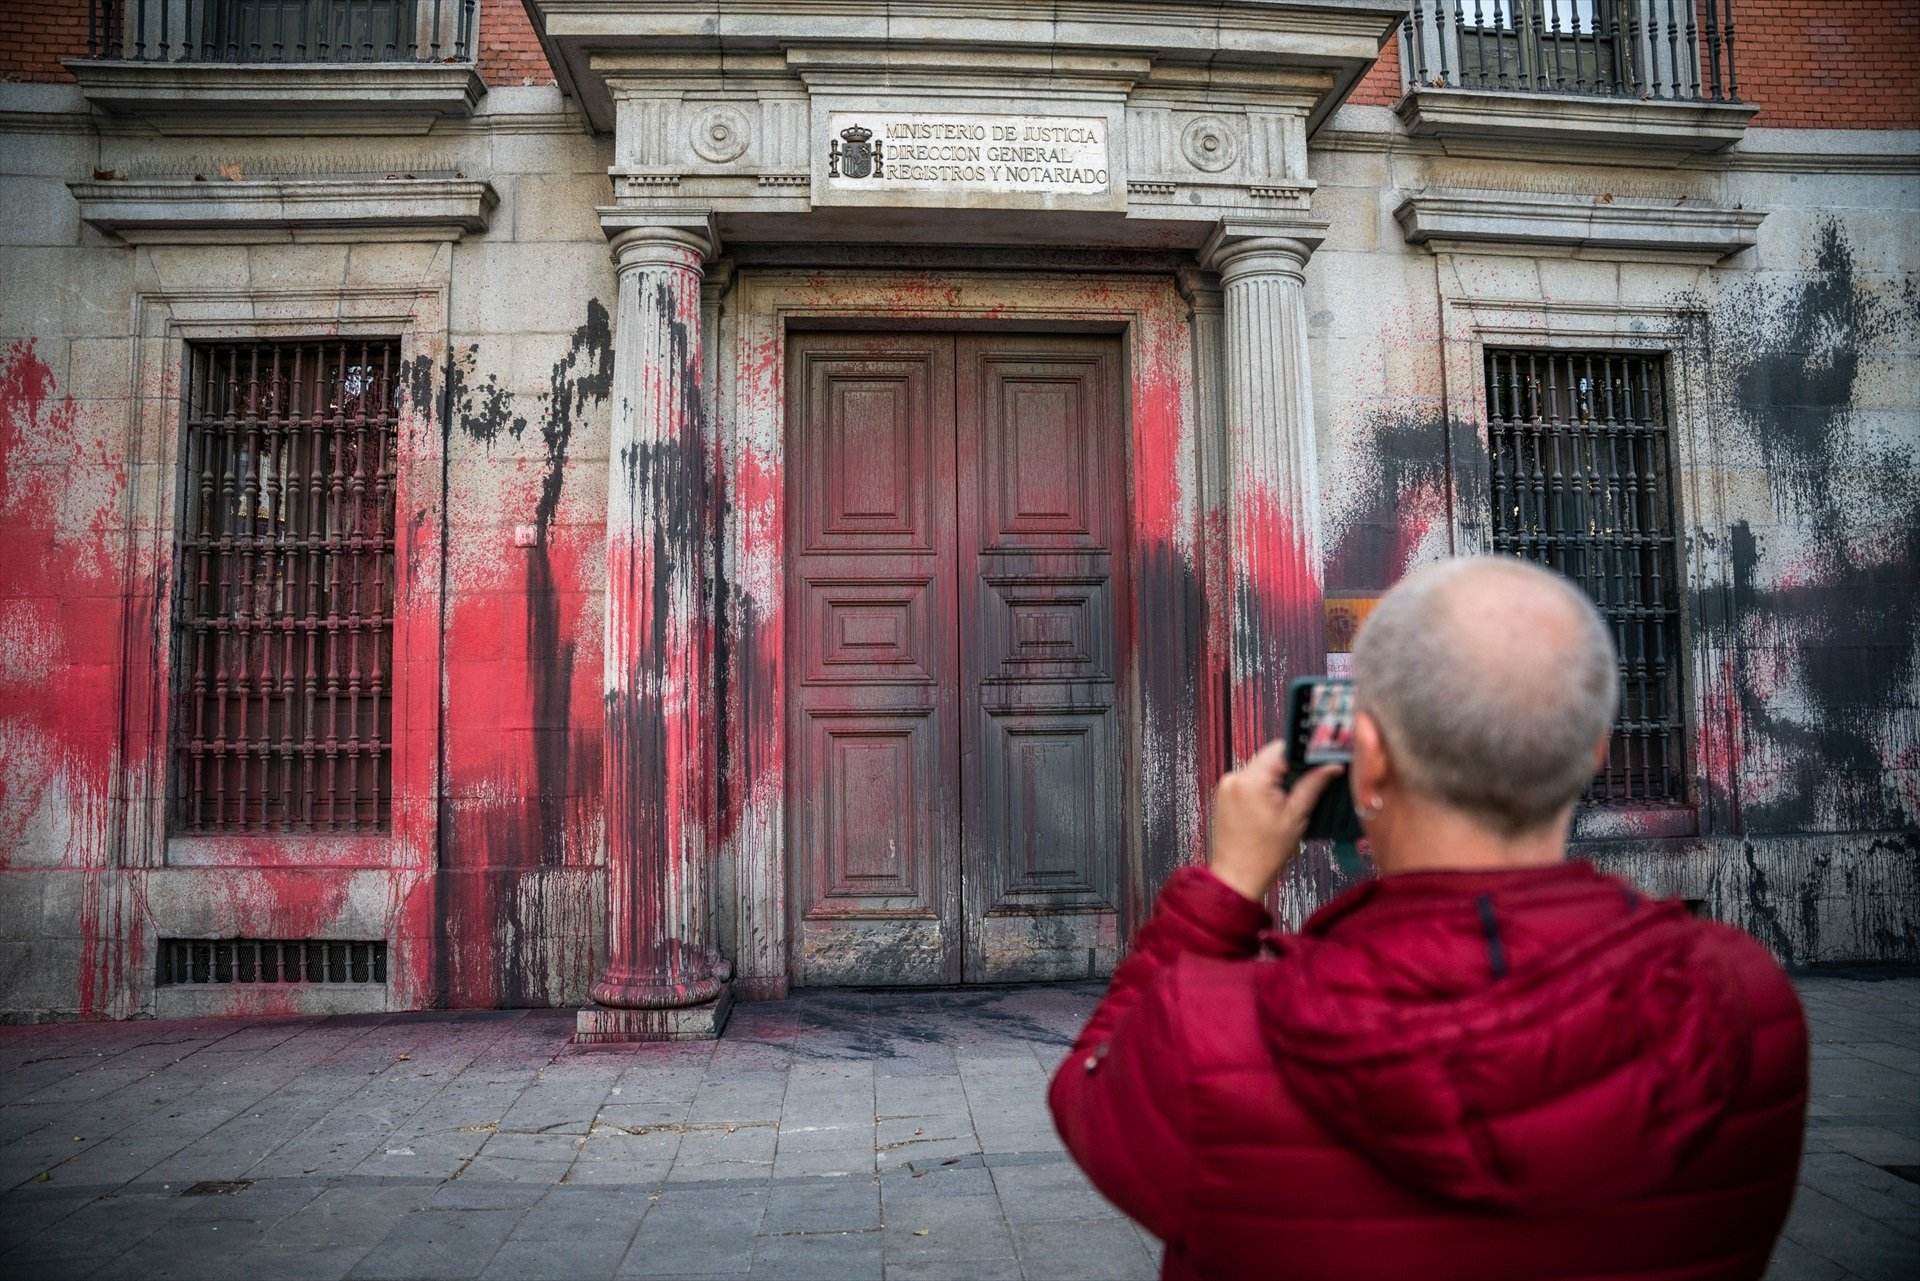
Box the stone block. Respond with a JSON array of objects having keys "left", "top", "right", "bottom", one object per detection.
[
  {"left": 577, "top": 989, "right": 732, "bottom": 1042},
  {"left": 64, "top": 337, "right": 132, "bottom": 399},
  {"left": 513, "top": 171, "right": 614, "bottom": 243},
  {"left": 0, "top": 874, "right": 44, "bottom": 939},
  {"left": 0, "top": 177, "right": 82, "bottom": 248},
  {"left": 1537, "top": 256, "right": 1622, "bottom": 306},
  {"left": 0, "top": 938, "right": 83, "bottom": 1017},
  {"left": 345, "top": 241, "right": 449, "bottom": 290},
  {"left": 245, "top": 243, "right": 351, "bottom": 291},
  {"left": 450, "top": 243, "right": 618, "bottom": 337}
]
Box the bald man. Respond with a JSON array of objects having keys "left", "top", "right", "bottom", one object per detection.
[{"left": 1050, "top": 556, "right": 1808, "bottom": 1281}]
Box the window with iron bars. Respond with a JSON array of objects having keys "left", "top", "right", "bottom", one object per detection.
[
  {"left": 1485, "top": 348, "right": 1686, "bottom": 805},
  {"left": 170, "top": 340, "right": 400, "bottom": 834}
]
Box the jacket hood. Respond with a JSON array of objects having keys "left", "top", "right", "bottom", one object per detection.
[{"left": 1257, "top": 862, "right": 1755, "bottom": 1212}]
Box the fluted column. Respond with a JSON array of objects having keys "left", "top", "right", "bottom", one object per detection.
[
  {"left": 1205, "top": 227, "right": 1327, "bottom": 761},
  {"left": 579, "top": 222, "right": 732, "bottom": 1042}
]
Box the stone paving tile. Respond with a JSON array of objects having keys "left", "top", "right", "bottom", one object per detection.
[
  {"left": 1012, "top": 1217, "right": 1160, "bottom": 1281},
  {"left": 1, "top": 976, "right": 1915, "bottom": 1280},
  {"left": 749, "top": 1227, "right": 884, "bottom": 1279},
  {"left": 231, "top": 1243, "right": 378, "bottom": 1281},
  {"left": 346, "top": 1207, "right": 529, "bottom": 1281},
  {"left": 989, "top": 1159, "right": 1125, "bottom": 1226},
  {"left": 618, "top": 1184, "right": 766, "bottom": 1277},
  {"left": 255, "top": 1183, "right": 437, "bottom": 1248},
  {"left": 763, "top": 1174, "right": 882, "bottom": 1233}
]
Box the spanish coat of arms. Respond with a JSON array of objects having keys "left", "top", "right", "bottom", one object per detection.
[{"left": 829, "top": 124, "right": 884, "bottom": 179}]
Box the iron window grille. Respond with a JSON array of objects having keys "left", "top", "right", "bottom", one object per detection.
[
  {"left": 1404, "top": 1, "right": 1741, "bottom": 103},
  {"left": 1485, "top": 348, "right": 1686, "bottom": 804},
  {"left": 170, "top": 339, "right": 400, "bottom": 834},
  {"left": 87, "top": 1, "right": 477, "bottom": 64},
  {"left": 157, "top": 938, "right": 387, "bottom": 985}
]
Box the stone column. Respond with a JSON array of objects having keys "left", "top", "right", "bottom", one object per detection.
[
  {"left": 1176, "top": 266, "right": 1232, "bottom": 791},
  {"left": 1204, "top": 223, "right": 1327, "bottom": 761},
  {"left": 578, "top": 220, "right": 732, "bottom": 1043}
]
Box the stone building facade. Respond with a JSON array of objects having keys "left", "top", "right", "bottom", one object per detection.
[{"left": 1, "top": 1, "right": 1915, "bottom": 1030}]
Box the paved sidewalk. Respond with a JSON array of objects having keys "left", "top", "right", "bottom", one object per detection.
[{"left": 0, "top": 977, "right": 1912, "bottom": 1281}]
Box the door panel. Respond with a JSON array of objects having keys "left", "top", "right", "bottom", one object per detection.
[
  {"left": 788, "top": 331, "right": 1129, "bottom": 986},
  {"left": 789, "top": 336, "right": 961, "bottom": 985},
  {"left": 957, "top": 336, "right": 1129, "bottom": 983}
]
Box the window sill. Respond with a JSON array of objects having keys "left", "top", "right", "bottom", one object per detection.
[
  {"left": 1571, "top": 804, "right": 1698, "bottom": 843},
  {"left": 166, "top": 834, "right": 400, "bottom": 869},
  {"left": 63, "top": 59, "right": 485, "bottom": 133},
  {"left": 1395, "top": 187, "right": 1764, "bottom": 263},
  {"left": 69, "top": 175, "right": 498, "bottom": 244},
  {"left": 1395, "top": 86, "right": 1758, "bottom": 156}
]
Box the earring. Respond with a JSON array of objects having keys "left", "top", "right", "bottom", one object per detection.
[{"left": 1356, "top": 794, "right": 1385, "bottom": 820}]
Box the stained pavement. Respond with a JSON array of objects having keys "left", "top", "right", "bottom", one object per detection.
[{"left": 0, "top": 976, "right": 1913, "bottom": 1280}]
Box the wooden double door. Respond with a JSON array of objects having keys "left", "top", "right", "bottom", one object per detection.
[{"left": 788, "top": 332, "right": 1132, "bottom": 985}]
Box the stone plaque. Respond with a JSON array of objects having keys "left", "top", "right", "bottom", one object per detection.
[{"left": 819, "top": 110, "right": 1116, "bottom": 208}]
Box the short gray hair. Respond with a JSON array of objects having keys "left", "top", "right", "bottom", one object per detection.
[{"left": 1352, "top": 556, "right": 1619, "bottom": 835}]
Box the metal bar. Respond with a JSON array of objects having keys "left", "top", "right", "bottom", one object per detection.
[
  {"left": 1665, "top": 0, "right": 1684, "bottom": 99},
  {"left": 1703, "top": 0, "right": 1723, "bottom": 99},
  {"left": 1410, "top": 0, "right": 1430, "bottom": 86},
  {"left": 1724, "top": 0, "right": 1740, "bottom": 100},
  {"left": 1683, "top": 0, "right": 1701, "bottom": 97}
]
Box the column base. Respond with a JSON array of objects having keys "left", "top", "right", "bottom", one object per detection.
[{"left": 574, "top": 986, "right": 732, "bottom": 1044}]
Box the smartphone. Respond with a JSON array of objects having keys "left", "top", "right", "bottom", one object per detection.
[{"left": 1283, "top": 677, "right": 1363, "bottom": 844}]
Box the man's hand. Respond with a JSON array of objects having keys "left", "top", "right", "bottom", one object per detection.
[{"left": 1207, "top": 741, "right": 1343, "bottom": 903}]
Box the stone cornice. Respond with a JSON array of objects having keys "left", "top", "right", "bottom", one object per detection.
[
  {"left": 1395, "top": 87, "right": 1757, "bottom": 156},
  {"left": 528, "top": 0, "right": 1403, "bottom": 133},
  {"left": 63, "top": 60, "right": 486, "bottom": 134},
  {"left": 69, "top": 176, "right": 498, "bottom": 244},
  {"left": 1395, "top": 188, "right": 1765, "bottom": 262},
  {"left": 1313, "top": 119, "right": 1920, "bottom": 176}
]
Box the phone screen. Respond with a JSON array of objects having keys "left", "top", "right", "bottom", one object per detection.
[{"left": 1292, "top": 678, "right": 1355, "bottom": 767}]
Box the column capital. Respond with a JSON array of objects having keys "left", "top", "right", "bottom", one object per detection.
[
  {"left": 1175, "top": 265, "right": 1223, "bottom": 315},
  {"left": 599, "top": 208, "right": 717, "bottom": 266},
  {"left": 1200, "top": 217, "right": 1329, "bottom": 280}
]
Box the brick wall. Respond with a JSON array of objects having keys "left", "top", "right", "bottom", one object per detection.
[
  {"left": 478, "top": 0, "right": 556, "bottom": 87},
  {"left": 1349, "top": 37, "right": 1402, "bottom": 108},
  {"left": 1734, "top": 2, "right": 1920, "bottom": 129},
  {"left": 4, "top": 5, "right": 1907, "bottom": 124},
  {"left": 0, "top": 1, "right": 89, "bottom": 83},
  {"left": 1343, "top": 5, "right": 1919, "bottom": 128},
  {"left": 0, "top": 1, "right": 556, "bottom": 87}
]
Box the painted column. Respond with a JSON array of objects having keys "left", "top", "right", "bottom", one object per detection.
[
  {"left": 579, "top": 221, "right": 732, "bottom": 1042},
  {"left": 1177, "top": 266, "right": 1232, "bottom": 797},
  {"left": 1206, "top": 226, "right": 1327, "bottom": 762}
]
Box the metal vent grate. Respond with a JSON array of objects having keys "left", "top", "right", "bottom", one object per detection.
[
  {"left": 170, "top": 339, "right": 400, "bottom": 834},
  {"left": 157, "top": 938, "right": 387, "bottom": 986},
  {"left": 1485, "top": 348, "right": 1686, "bottom": 805}
]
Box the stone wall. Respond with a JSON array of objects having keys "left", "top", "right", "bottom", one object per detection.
[
  {"left": 0, "top": 10, "right": 1915, "bottom": 1020},
  {"left": 1302, "top": 109, "right": 1920, "bottom": 957},
  {"left": 0, "top": 80, "right": 618, "bottom": 1020}
]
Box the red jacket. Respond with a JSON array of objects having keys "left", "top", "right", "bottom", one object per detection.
[{"left": 1050, "top": 863, "right": 1808, "bottom": 1281}]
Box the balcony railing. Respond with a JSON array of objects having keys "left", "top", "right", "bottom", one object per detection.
[
  {"left": 1403, "top": 1, "right": 1740, "bottom": 102},
  {"left": 86, "top": 0, "right": 476, "bottom": 63}
]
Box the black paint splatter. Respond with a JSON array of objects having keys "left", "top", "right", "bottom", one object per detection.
[
  {"left": 1325, "top": 406, "right": 1454, "bottom": 592},
  {"left": 1693, "top": 219, "right": 1919, "bottom": 834}
]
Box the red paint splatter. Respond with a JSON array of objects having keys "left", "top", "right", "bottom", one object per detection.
[{"left": 0, "top": 339, "right": 139, "bottom": 1017}]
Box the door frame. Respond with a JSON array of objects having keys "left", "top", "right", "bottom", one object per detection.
[{"left": 712, "top": 269, "right": 1217, "bottom": 997}]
